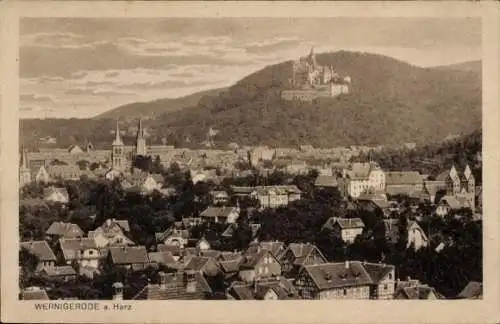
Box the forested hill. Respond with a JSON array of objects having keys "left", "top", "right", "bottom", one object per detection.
[
  {"left": 147, "top": 51, "right": 481, "bottom": 147},
  {"left": 21, "top": 51, "right": 481, "bottom": 149},
  {"left": 354, "top": 129, "right": 482, "bottom": 183}
]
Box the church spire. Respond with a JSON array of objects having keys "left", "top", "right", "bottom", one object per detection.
[
  {"left": 136, "top": 116, "right": 144, "bottom": 140},
  {"left": 112, "top": 119, "right": 124, "bottom": 146}
]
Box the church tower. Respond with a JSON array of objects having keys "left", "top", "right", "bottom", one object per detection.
[
  {"left": 135, "top": 116, "right": 147, "bottom": 156},
  {"left": 19, "top": 147, "right": 31, "bottom": 187},
  {"left": 111, "top": 119, "right": 125, "bottom": 171}
]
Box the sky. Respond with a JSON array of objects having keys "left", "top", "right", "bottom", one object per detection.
[{"left": 20, "top": 17, "right": 481, "bottom": 119}]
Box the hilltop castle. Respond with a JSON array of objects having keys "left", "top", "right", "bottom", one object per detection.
[{"left": 281, "top": 47, "right": 351, "bottom": 102}]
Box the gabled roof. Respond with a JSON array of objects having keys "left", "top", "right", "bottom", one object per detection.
[
  {"left": 21, "top": 287, "right": 49, "bottom": 300},
  {"left": 302, "top": 261, "right": 394, "bottom": 290},
  {"left": 457, "top": 281, "right": 482, "bottom": 299},
  {"left": 219, "top": 260, "right": 241, "bottom": 273},
  {"left": 59, "top": 238, "right": 99, "bottom": 261},
  {"left": 333, "top": 217, "right": 365, "bottom": 229},
  {"left": 385, "top": 171, "right": 423, "bottom": 185},
  {"left": 397, "top": 285, "right": 438, "bottom": 299},
  {"left": 438, "top": 195, "right": 468, "bottom": 209},
  {"left": 46, "top": 222, "right": 84, "bottom": 238},
  {"left": 109, "top": 246, "right": 149, "bottom": 265},
  {"left": 259, "top": 241, "right": 286, "bottom": 258},
  {"left": 41, "top": 266, "right": 77, "bottom": 277},
  {"left": 281, "top": 243, "right": 326, "bottom": 266},
  {"left": 155, "top": 228, "right": 190, "bottom": 242},
  {"left": 43, "top": 187, "right": 70, "bottom": 202},
  {"left": 303, "top": 262, "right": 372, "bottom": 290},
  {"left": 184, "top": 256, "right": 212, "bottom": 272},
  {"left": 157, "top": 244, "right": 183, "bottom": 256},
  {"left": 148, "top": 252, "right": 178, "bottom": 267},
  {"left": 133, "top": 271, "right": 212, "bottom": 300},
  {"left": 97, "top": 219, "right": 130, "bottom": 233},
  {"left": 218, "top": 251, "right": 242, "bottom": 262},
  {"left": 200, "top": 206, "right": 239, "bottom": 218},
  {"left": 240, "top": 249, "right": 272, "bottom": 269},
  {"left": 227, "top": 283, "right": 255, "bottom": 300},
  {"left": 314, "top": 175, "right": 338, "bottom": 188},
  {"left": 21, "top": 241, "right": 57, "bottom": 261}
]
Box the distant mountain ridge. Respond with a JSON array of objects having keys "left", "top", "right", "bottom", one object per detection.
[
  {"left": 146, "top": 51, "right": 482, "bottom": 147},
  {"left": 95, "top": 87, "right": 227, "bottom": 119},
  {"left": 21, "top": 51, "right": 482, "bottom": 149}
]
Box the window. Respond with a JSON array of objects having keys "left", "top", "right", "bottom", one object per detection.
[
  {"left": 343, "top": 288, "right": 347, "bottom": 296},
  {"left": 388, "top": 273, "right": 392, "bottom": 279},
  {"left": 89, "top": 250, "right": 94, "bottom": 256},
  {"left": 384, "top": 284, "right": 388, "bottom": 290}
]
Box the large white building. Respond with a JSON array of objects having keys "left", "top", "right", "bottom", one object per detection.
[{"left": 337, "top": 162, "right": 386, "bottom": 198}]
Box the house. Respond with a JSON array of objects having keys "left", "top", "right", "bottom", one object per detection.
[
  {"left": 43, "top": 186, "right": 70, "bottom": 204},
  {"left": 183, "top": 256, "right": 220, "bottom": 277},
  {"left": 209, "top": 190, "right": 230, "bottom": 205},
  {"left": 132, "top": 270, "right": 212, "bottom": 300},
  {"left": 92, "top": 219, "right": 134, "bottom": 246},
  {"left": 230, "top": 185, "right": 302, "bottom": 209},
  {"left": 157, "top": 244, "right": 184, "bottom": 261},
  {"left": 259, "top": 241, "right": 286, "bottom": 259},
  {"left": 20, "top": 286, "right": 50, "bottom": 300},
  {"left": 337, "top": 162, "right": 385, "bottom": 198},
  {"left": 221, "top": 223, "right": 261, "bottom": 242},
  {"left": 238, "top": 248, "right": 282, "bottom": 283},
  {"left": 457, "top": 281, "right": 482, "bottom": 299},
  {"left": 108, "top": 246, "right": 150, "bottom": 270},
  {"left": 148, "top": 251, "right": 180, "bottom": 270},
  {"left": 436, "top": 165, "right": 475, "bottom": 213},
  {"left": 294, "top": 261, "right": 395, "bottom": 300},
  {"left": 384, "top": 219, "right": 429, "bottom": 250},
  {"left": 278, "top": 243, "right": 327, "bottom": 276},
  {"left": 384, "top": 171, "right": 424, "bottom": 196},
  {"left": 40, "top": 265, "right": 77, "bottom": 282},
  {"left": 122, "top": 172, "right": 162, "bottom": 194},
  {"left": 68, "top": 144, "right": 84, "bottom": 154},
  {"left": 356, "top": 192, "right": 390, "bottom": 216},
  {"left": 46, "top": 165, "right": 82, "bottom": 181},
  {"left": 253, "top": 185, "right": 302, "bottom": 209},
  {"left": 435, "top": 195, "right": 472, "bottom": 217},
  {"left": 422, "top": 180, "right": 447, "bottom": 203},
  {"left": 394, "top": 278, "right": 439, "bottom": 300},
  {"left": 323, "top": 217, "right": 365, "bottom": 243},
  {"left": 226, "top": 277, "right": 299, "bottom": 300},
  {"left": 34, "top": 165, "right": 50, "bottom": 183},
  {"left": 314, "top": 175, "right": 338, "bottom": 189},
  {"left": 45, "top": 222, "right": 84, "bottom": 240},
  {"left": 199, "top": 206, "right": 240, "bottom": 224},
  {"left": 155, "top": 228, "right": 189, "bottom": 248},
  {"left": 20, "top": 241, "right": 57, "bottom": 272},
  {"left": 59, "top": 237, "right": 101, "bottom": 269},
  {"left": 196, "top": 237, "right": 212, "bottom": 251}
]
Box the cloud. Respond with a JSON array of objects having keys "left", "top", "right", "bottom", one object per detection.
[{"left": 19, "top": 17, "right": 481, "bottom": 119}]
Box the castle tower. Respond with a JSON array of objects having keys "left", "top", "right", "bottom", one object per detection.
[
  {"left": 111, "top": 119, "right": 125, "bottom": 171},
  {"left": 19, "top": 147, "right": 31, "bottom": 187},
  {"left": 135, "top": 116, "right": 147, "bottom": 156}
]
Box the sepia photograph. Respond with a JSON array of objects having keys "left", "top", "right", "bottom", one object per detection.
[{"left": 2, "top": 1, "right": 500, "bottom": 324}]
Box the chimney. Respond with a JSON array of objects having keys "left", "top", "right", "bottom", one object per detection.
[
  {"left": 112, "top": 282, "right": 123, "bottom": 300},
  {"left": 344, "top": 260, "right": 349, "bottom": 269},
  {"left": 159, "top": 271, "right": 167, "bottom": 288},
  {"left": 106, "top": 219, "right": 112, "bottom": 226},
  {"left": 184, "top": 270, "right": 197, "bottom": 293}
]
